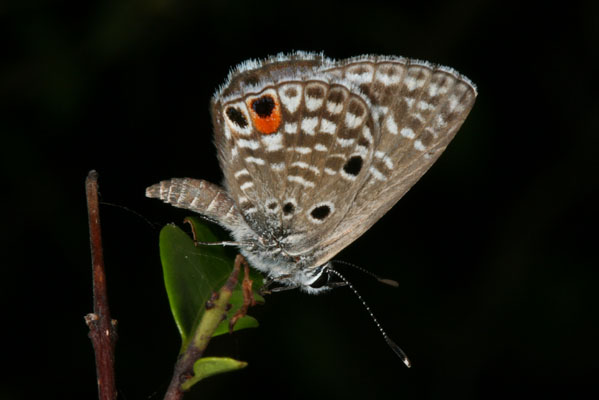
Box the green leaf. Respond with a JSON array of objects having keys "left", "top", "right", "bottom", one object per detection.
[
  {"left": 181, "top": 357, "right": 248, "bottom": 390},
  {"left": 159, "top": 217, "right": 263, "bottom": 349}
]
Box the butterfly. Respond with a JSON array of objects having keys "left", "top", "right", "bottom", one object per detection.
[{"left": 147, "top": 50, "right": 475, "bottom": 293}]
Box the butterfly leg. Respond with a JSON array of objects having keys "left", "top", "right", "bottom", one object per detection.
[
  {"left": 326, "top": 281, "right": 347, "bottom": 289},
  {"left": 229, "top": 256, "right": 259, "bottom": 332},
  {"left": 182, "top": 217, "right": 246, "bottom": 248},
  {"left": 259, "top": 276, "right": 300, "bottom": 294}
]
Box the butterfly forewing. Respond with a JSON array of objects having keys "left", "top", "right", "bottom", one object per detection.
[{"left": 315, "top": 57, "right": 477, "bottom": 262}]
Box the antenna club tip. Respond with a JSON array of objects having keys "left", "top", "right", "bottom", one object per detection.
[
  {"left": 404, "top": 358, "right": 412, "bottom": 368},
  {"left": 378, "top": 278, "right": 400, "bottom": 287}
]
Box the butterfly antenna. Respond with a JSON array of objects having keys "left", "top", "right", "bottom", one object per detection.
[
  {"left": 327, "top": 268, "right": 411, "bottom": 368},
  {"left": 332, "top": 260, "right": 399, "bottom": 288},
  {"left": 99, "top": 201, "right": 159, "bottom": 231}
]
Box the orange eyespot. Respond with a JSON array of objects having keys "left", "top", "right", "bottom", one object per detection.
[{"left": 247, "top": 94, "right": 281, "bottom": 134}]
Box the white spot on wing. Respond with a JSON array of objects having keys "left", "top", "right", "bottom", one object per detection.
[
  {"left": 284, "top": 122, "right": 298, "bottom": 134},
  {"left": 234, "top": 169, "right": 250, "bottom": 178},
  {"left": 418, "top": 100, "right": 435, "bottom": 111},
  {"left": 244, "top": 207, "right": 258, "bottom": 215},
  {"left": 290, "top": 146, "right": 312, "bottom": 154},
  {"left": 301, "top": 117, "right": 319, "bottom": 135},
  {"left": 385, "top": 116, "right": 398, "bottom": 135},
  {"left": 240, "top": 181, "right": 254, "bottom": 191},
  {"left": 448, "top": 94, "right": 462, "bottom": 112},
  {"left": 223, "top": 124, "right": 232, "bottom": 140},
  {"left": 435, "top": 114, "right": 447, "bottom": 129},
  {"left": 287, "top": 175, "right": 315, "bottom": 188},
  {"left": 376, "top": 72, "right": 400, "bottom": 86},
  {"left": 375, "top": 151, "right": 394, "bottom": 169},
  {"left": 371, "top": 105, "right": 389, "bottom": 121},
  {"left": 400, "top": 127, "right": 416, "bottom": 139},
  {"left": 245, "top": 156, "right": 265, "bottom": 165},
  {"left": 353, "top": 146, "right": 369, "bottom": 158},
  {"left": 320, "top": 119, "right": 337, "bottom": 134},
  {"left": 237, "top": 138, "right": 260, "bottom": 149},
  {"left": 369, "top": 166, "right": 387, "bottom": 181},
  {"left": 262, "top": 133, "right": 283, "bottom": 152},
  {"left": 345, "top": 112, "right": 364, "bottom": 129},
  {"left": 362, "top": 125, "right": 373, "bottom": 143},
  {"left": 428, "top": 83, "right": 440, "bottom": 97},
  {"left": 291, "top": 161, "right": 320, "bottom": 175},
  {"left": 337, "top": 137, "right": 355, "bottom": 147},
  {"left": 305, "top": 96, "right": 324, "bottom": 111},
  {"left": 326, "top": 101, "right": 344, "bottom": 114},
  {"left": 405, "top": 75, "right": 426, "bottom": 91},
  {"left": 340, "top": 168, "right": 358, "bottom": 181},
  {"left": 278, "top": 84, "right": 302, "bottom": 113},
  {"left": 411, "top": 112, "right": 425, "bottom": 122},
  {"left": 271, "top": 162, "right": 285, "bottom": 171},
  {"left": 347, "top": 64, "right": 374, "bottom": 83}
]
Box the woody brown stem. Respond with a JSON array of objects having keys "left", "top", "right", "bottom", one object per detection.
[{"left": 84, "top": 170, "right": 118, "bottom": 400}]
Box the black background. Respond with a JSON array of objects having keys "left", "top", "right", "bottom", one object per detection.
[{"left": 2, "top": 1, "right": 597, "bottom": 399}]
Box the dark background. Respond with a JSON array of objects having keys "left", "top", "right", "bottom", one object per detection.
[{"left": 2, "top": 0, "right": 597, "bottom": 399}]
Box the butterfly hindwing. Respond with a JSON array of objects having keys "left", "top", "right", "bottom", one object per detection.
[{"left": 212, "top": 64, "right": 382, "bottom": 255}]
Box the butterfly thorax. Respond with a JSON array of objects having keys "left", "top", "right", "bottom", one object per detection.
[{"left": 230, "top": 222, "right": 329, "bottom": 293}]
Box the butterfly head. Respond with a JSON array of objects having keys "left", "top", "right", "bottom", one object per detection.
[{"left": 232, "top": 227, "right": 336, "bottom": 294}]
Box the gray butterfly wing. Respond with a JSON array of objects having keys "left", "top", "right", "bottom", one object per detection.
[
  {"left": 212, "top": 56, "right": 380, "bottom": 256},
  {"left": 311, "top": 56, "right": 477, "bottom": 265},
  {"left": 148, "top": 53, "right": 476, "bottom": 276}
]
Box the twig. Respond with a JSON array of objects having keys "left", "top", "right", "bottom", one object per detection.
[
  {"left": 229, "top": 259, "right": 256, "bottom": 332},
  {"left": 85, "top": 170, "right": 118, "bottom": 400},
  {"left": 163, "top": 254, "right": 243, "bottom": 400}
]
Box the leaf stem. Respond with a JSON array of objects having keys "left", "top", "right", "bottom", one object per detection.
[
  {"left": 84, "top": 170, "right": 118, "bottom": 400},
  {"left": 163, "top": 254, "right": 243, "bottom": 400}
]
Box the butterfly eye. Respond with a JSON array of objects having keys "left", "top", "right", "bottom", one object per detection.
[
  {"left": 247, "top": 93, "right": 282, "bottom": 134},
  {"left": 308, "top": 269, "right": 331, "bottom": 289}
]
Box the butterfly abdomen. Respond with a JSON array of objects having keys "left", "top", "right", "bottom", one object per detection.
[{"left": 146, "top": 178, "right": 243, "bottom": 230}]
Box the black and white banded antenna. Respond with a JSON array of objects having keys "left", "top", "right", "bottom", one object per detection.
[
  {"left": 332, "top": 260, "right": 399, "bottom": 288},
  {"left": 327, "top": 268, "right": 411, "bottom": 368}
]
